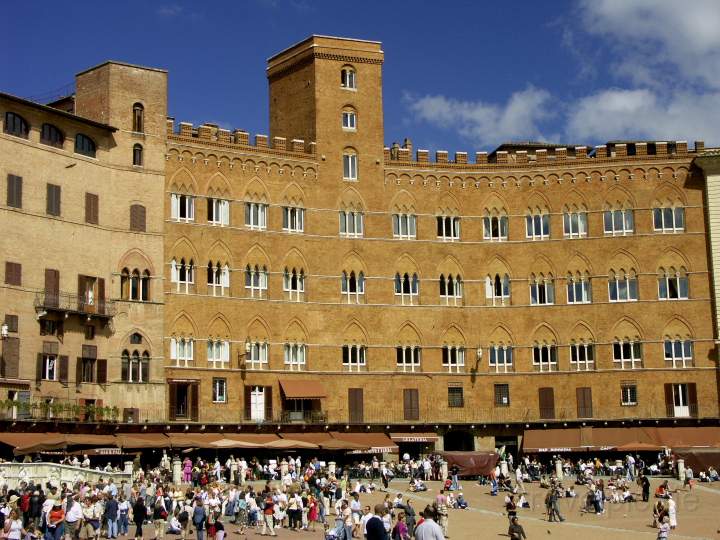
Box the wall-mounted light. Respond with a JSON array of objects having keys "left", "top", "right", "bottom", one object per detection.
[{"left": 0, "top": 323, "right": 8, "bottom": 340}]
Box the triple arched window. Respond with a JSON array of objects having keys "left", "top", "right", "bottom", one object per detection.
[
  {"left": 439, "top": 274, "right": 462, "bottom": 305},
  {"left": 283, "top": 267, "right": 305, "bottom": 301},
  {"left": 245, "top": 264, "right": 268, "bottom": 298},
  {"left": 121, "top": 350, "right": 150, "bottom": 382},
  {"left": 485, "top": 274, "right": 510, "bottom": 306},
  {"left": 120, "top": 268, "right": 150, "bottom": 301},
  {"left": 170, "top": 258, "right": 194, "bottom": 293},
  {"left": 394, "top": 272, "right": 419, "bottom": 305},
  {"left": 207, "top": 261, "right": 230, "bottom": 296},
  {"left": 341, "top": 270, "right": 365, "bottom": 303}
]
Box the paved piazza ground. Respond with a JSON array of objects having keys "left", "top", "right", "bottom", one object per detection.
[{"left": 222, "top": 476, "right": 719, "bottom": 539}]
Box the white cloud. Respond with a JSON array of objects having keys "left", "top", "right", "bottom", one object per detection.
[
  {"left": 404, "top": 87, "right": 553, "bottom": 148},
  {"left": 157, "top": 4, "right": 183, "bottom": 17},
  {"left": 566, "top": 88, "right": 720, "bottom": 143}
]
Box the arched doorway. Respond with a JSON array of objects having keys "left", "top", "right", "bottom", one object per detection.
[{"left": 443, "top": 429, "right": 474, "bottom": 451}]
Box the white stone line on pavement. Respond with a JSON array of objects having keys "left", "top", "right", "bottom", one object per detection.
[{"left": 381, "top": 485, "right": 709, "bottom": 540}]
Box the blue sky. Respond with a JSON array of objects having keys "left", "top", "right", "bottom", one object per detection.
[{"left": 3, "top": 0, "right": 720, "bottom": 153}]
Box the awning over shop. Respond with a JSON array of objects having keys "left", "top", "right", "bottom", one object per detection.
[
  {"left": 522, "top": 428, "right": 585, "bottom": 453},
  {"left": 331, "top": 432, "right": 398, "bottom": 454},
  {"left": 390, "top": 432, "right": 439, "bottom": 443},
  {"left": 279, "top": 380, "right": 327, "bottom": 399},
  {"left": 166, "top": 433, "right": 224, "bottom": 449},
  {"left": 265, "top": 438, "right": 318, "bottom": 449},
  {"left": 439, "top": 451, "right": 498, "bottom": 477},
  {"left": 114, "top": 434, "right": 171, "bottom": 449},
  {"left": 64, "top": 434, "right": 118, "bottom": 446},
  {"left": 0, "top": 432, "right": 59, "bottom": 449},
  {"left": 280, "top": 433, "right": 335, "bottom": 445}
]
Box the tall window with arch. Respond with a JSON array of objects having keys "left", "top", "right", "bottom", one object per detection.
[
  {"left": 207, "top": 197, "right": 230, "bottom": 226},
  {"left": 392, "top": 213, "right": 417, "bottom": 239},
  {"left": 207, "top": 339, "right": 230, "bottom": 368},
  {"left": 394, "top": 272, "right": 419, "bottom": 305},
  {"left": 283, "top": 267, "right": 305, "bottom": 301},
  {"left": 341, "top": 270, "right": 365, "bottom": 304},
  {"left": 566, "top": 272, "right": 591, "bottom": 304},
  {"left": 532, "top": 344, "right": 558, "bottom": 372},
  {"left": 604, "top": 205, "right": 634, "bottom": 235},
  {"left": 284, "top": 343, "right": 307, "bottom": 371},
  {"left": 40, "top": 123, "right": 64, "bottom": 148},
  {"left": 282, "top": 205, "right": 305, "bottom": 233},
  {"left": 121, "top": 350, "right": 150, "bottom": 383},
  {"left": 613, "top": 340, "right": 642, "bottom": 369},
  {"left": 4, "top": 112, "right": 29, "bottom": 138},
  {"left": 529, "top": 273, "right": 555, "bottom": 305},
  {"left": 569, "top": 341, "right": 595, "bottom": 371},
  {"left": 436, "top": 215, "right": 460, "bottom": 241},
  {"left": 664, "top": 338, "right": 693, "bottom": 368},
  {"left": 483, "top": 211, "right": 508, "bottom": 241},
  {"left": 132, "top": 144, "right": 143, "bottom": 166},
  {"left": 342, "top": 344, "right": 367, "bottom": 372},
  {"left": 120, "top": 268, "right": 150, "bottom": 301},
  {"left": 75, "top": 134, "right": 96, "bottom": 158},
  {"left": 170, "top": 193, "right": 195, "bottom": 222},
  {"left": 342, "top": 107, "right": 357, "bottom": 130},
  {"left": 563, "top": 206, "right": 588, "bottom": 238},
  {"left": 207, "top": 262, "right": 230, "bottom": 297},
  {"left": 485, "top": 274, "right": 510, "bottom": 306},
  {"left": 246, "top": 340, "right": 268, "bottom": 370},
  {"left": 343, "top": 149, "right": 358, "bottom": 180},
  {"left": 132, "top": 103, "right": 144, "bottom": 133},
  {"left": 442, "top": 345, "right": 465, "bottom": 373},
  {"left": 170, "top": 337, "right": 194, "bottom": 367},
  {"left": 439, "top": 274, "right": 462, "bottom": 306},
  {"left": 339, "top": 209, "right": 364, "bottom": 237},
  {"left": 170, "top": 258, "right": 194, "bottom": 294},
  {"left": 608, "top": 268, "right": 638, "bottom": 302},
  {"left": 658, "top": 267, "right": 688, "bottom": 300},
  {"left": 244, "top": 264, "right": 268, "bottom": 298},
  {"left": 340, "top": 66, "right": 356, "bottom": 89},
  {"left": 525, "top": 208, "right": 550, "bottom": 239},
  {"left": 244, "top": 200, "right": 267, "bottom": 229},
  {"left": 396, "top": 345, "right": 421, "bottom": 372},
  {"left": 653, "top": 204, "right": 685, "bottom": 233},
  {"left": 489, "top": 344, "right": 513, "bottom": 373}
]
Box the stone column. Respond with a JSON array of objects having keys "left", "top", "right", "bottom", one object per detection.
[
  {"left": 124, "top": 461, "right": 133, "bottom": 475},
  {"left": 677, "top": 458, "right": 685, "bottom": 482},
  {"left": 172, "top": 458, "right": 182, "bottom": 485},
  {"left": 440, "top": 461, "right": 448, "bottom": 481},
  {"left": 555, "top": 459, "right": 563, "bottom": 480},
  {"left": 328, "top": 461, "right": 336, "bottom": 475}
]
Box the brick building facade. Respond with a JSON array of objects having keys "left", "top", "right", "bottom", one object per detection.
[{"left": 2, "top": 35, "right": 720, "bottom": 452}]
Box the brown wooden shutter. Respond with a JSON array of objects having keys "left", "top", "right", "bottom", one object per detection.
[
  {"left": 130, "top": 204, "right": 146, "bottom": 232},
  {"left": 36, "top": 353, "right": 44, "bottom": 384},
  {"left": 4, "top": 314, "right": 18, "bottom": 333},
  {"left": 47, "top": 183, "right": 61, "bottom": 216},
  {"left": 403, "top": 389, "right": 419, "bottom": 421},
  {"left": 5, "top": 262, "right": 21, "bottom": 286},
  {"left": 576, "top": 387, "right": 593, "bottom": 418},
  {"left": 78, "top": 275, "right": 85, "bottom": 310},
  {"left": 97, "top": 278, "right": 105, "bottom": 315},
  {"left": 85, "top": 193, "right": 99, "bottom": 224},
  {"left": 44, "top": 269, "right": 59, "bottom": 307},
  {"left": 96, "top": 359, "right": 107, "bottom": 384},
  {"left": 77, "top": 398, "right": 86, "bottom": 422},
  {"left": 1, "top": 337, "right": 18, "bottom": 378},
  {"left": 7, "top": 174, "right": 22, "bottom": 208},
  {"left": 538, "top": 387, "right": 555, "bottom": 419},
  {"left": 264, "top": 385, "right": 273, "bottom": 421},
  {"left": 244, "top": 385, "right": 252, "bottom": 420},
  {"left": 349, "top": 388, "right": 364, "bottom": 423},
  {"left": 688, "top": 383, "right": 698, "bottom": 417},
  {"left": 664, "top": 384, "right": 674, "bottom": 417},
  {"left": 76, "top": 357, "right": 83, "bottom": 386},
  {"left": 59, "top": 355, "right": 68, "bottom": 384},
  {"left": 168, "top": 382, "right": 177, "bottom": 421},
  {"left": 190, "top": 383, "right": 199, "bottom": 421}
]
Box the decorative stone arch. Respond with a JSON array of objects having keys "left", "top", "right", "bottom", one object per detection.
[
  {"left": 396, "top": 321, "right": 423, "bottom": 345},
  {"left": 526, "top": 190, "right": 552, "bottom": 213},
  {"left": 566, "top": 251, "right": 594, "bottom": 275},
  {"left": 244, "top": 176, "right": 269, "bottom": 203},
  {"left": 244, "top": 244, "right": 272, "bottom": 268},
  {"left": 652, "top": 182, "right": 687, "bottom": 206},
  {"left": 662, "top": 316, "right": 694, "bottom": 340},
  {"left": 170, "top": 237, "right": 200, "bottom": 263},
  {"left": 284, "top": 318, "right": 309, "bottom": 343},
  {"left": 337, "top": 185, "right": 367, "bottom": 212},
  {"left": 343, "top": 319, "right": 369, "bottom": 344},
  {"left": 488, "top": 324, "right": 514, "bottom": 346},
  {"left": 117, "top": 248, "right": 156, "bottom": 276},
  {"left": 608, "top": 248, "right": 640, "bottom": 273},
  {"left": 441, "top": 324, "right": 466, "bottom": 347},
  {"left": 604, "top": 184, "right": 636, "bottom": 209},
  {"left": 529, "top": 254, "right": 555, "bottom": 276},
  {"left": 436, "top": 254, "right": 464, "bottom": 277},
  {"left": 389, "top": 189, "right": 418, "bottom": 213},
  {"left": 282, "top": 248, "right": 309, "bottom": 273},
  {"left": 119, "top": 328, "right": 154, "bottom": 350},
  {"left": 481, "top": 192, "right": 509, "bottom": 214},
  {"left": 657, "top": 247, "right": 691, "bottom": 272},
  {"left": 646, "top": 167, "right": 661, "bottom": 182},
  {"left": 610, "top": 316, "right": 643, "bottom": 342},
  {"left": 394, "top": 253, "right": 421, "bottom": 277},
  {"left": 207, "top": 313, "right": 232, "bottom": 340},
  {"left": 246, "top": 316, "right": 271, "bottom": 342},
  {"left": 205, "top": 171, "right": 233, "bottom": 199},
  {"left": 531, "top": 322, "right": 559, "bottom": 345},
  {"left": 436, "top": 191, "right": 461, "bottom": 214},
  {"left": 563, "top": 188, "right": 589, "bottom": 211},
  {"left": 660, "top": 166, "right": 676, "bottom": 182},
  {"left": 485, "top": 254, "right": 512, "bottom": 277},
  {"left": 280, "top": 181, "right": 306, "bottom": 207},
  {"left": 206, "top": 239, "right": 233, "bottom": 266},
  {"left": 169, "top": 167, "right": 198, "bottom": 194},
  {"left": 170, "top": 311, "right": 199, "bottom": 338},
  {"left": 341, "top": 250, "right": 368, "bottom": 274},
  {"left": 569, "top": 321, "right": 596, "bottom": 343}
]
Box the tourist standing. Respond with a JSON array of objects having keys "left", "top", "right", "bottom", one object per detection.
[
  {"left": 131, "top": 498, "right": 146, "bottom": 540},
  {"left": 414, "top": 507, "right": 443, "bottom": 540},
  {"left": 667, "top": 495, "right": 677, "bottom": 530}
]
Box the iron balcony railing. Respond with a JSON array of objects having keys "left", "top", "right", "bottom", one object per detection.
[{"left": 34, "top": 290, "right": 116, "bottom": 318}]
